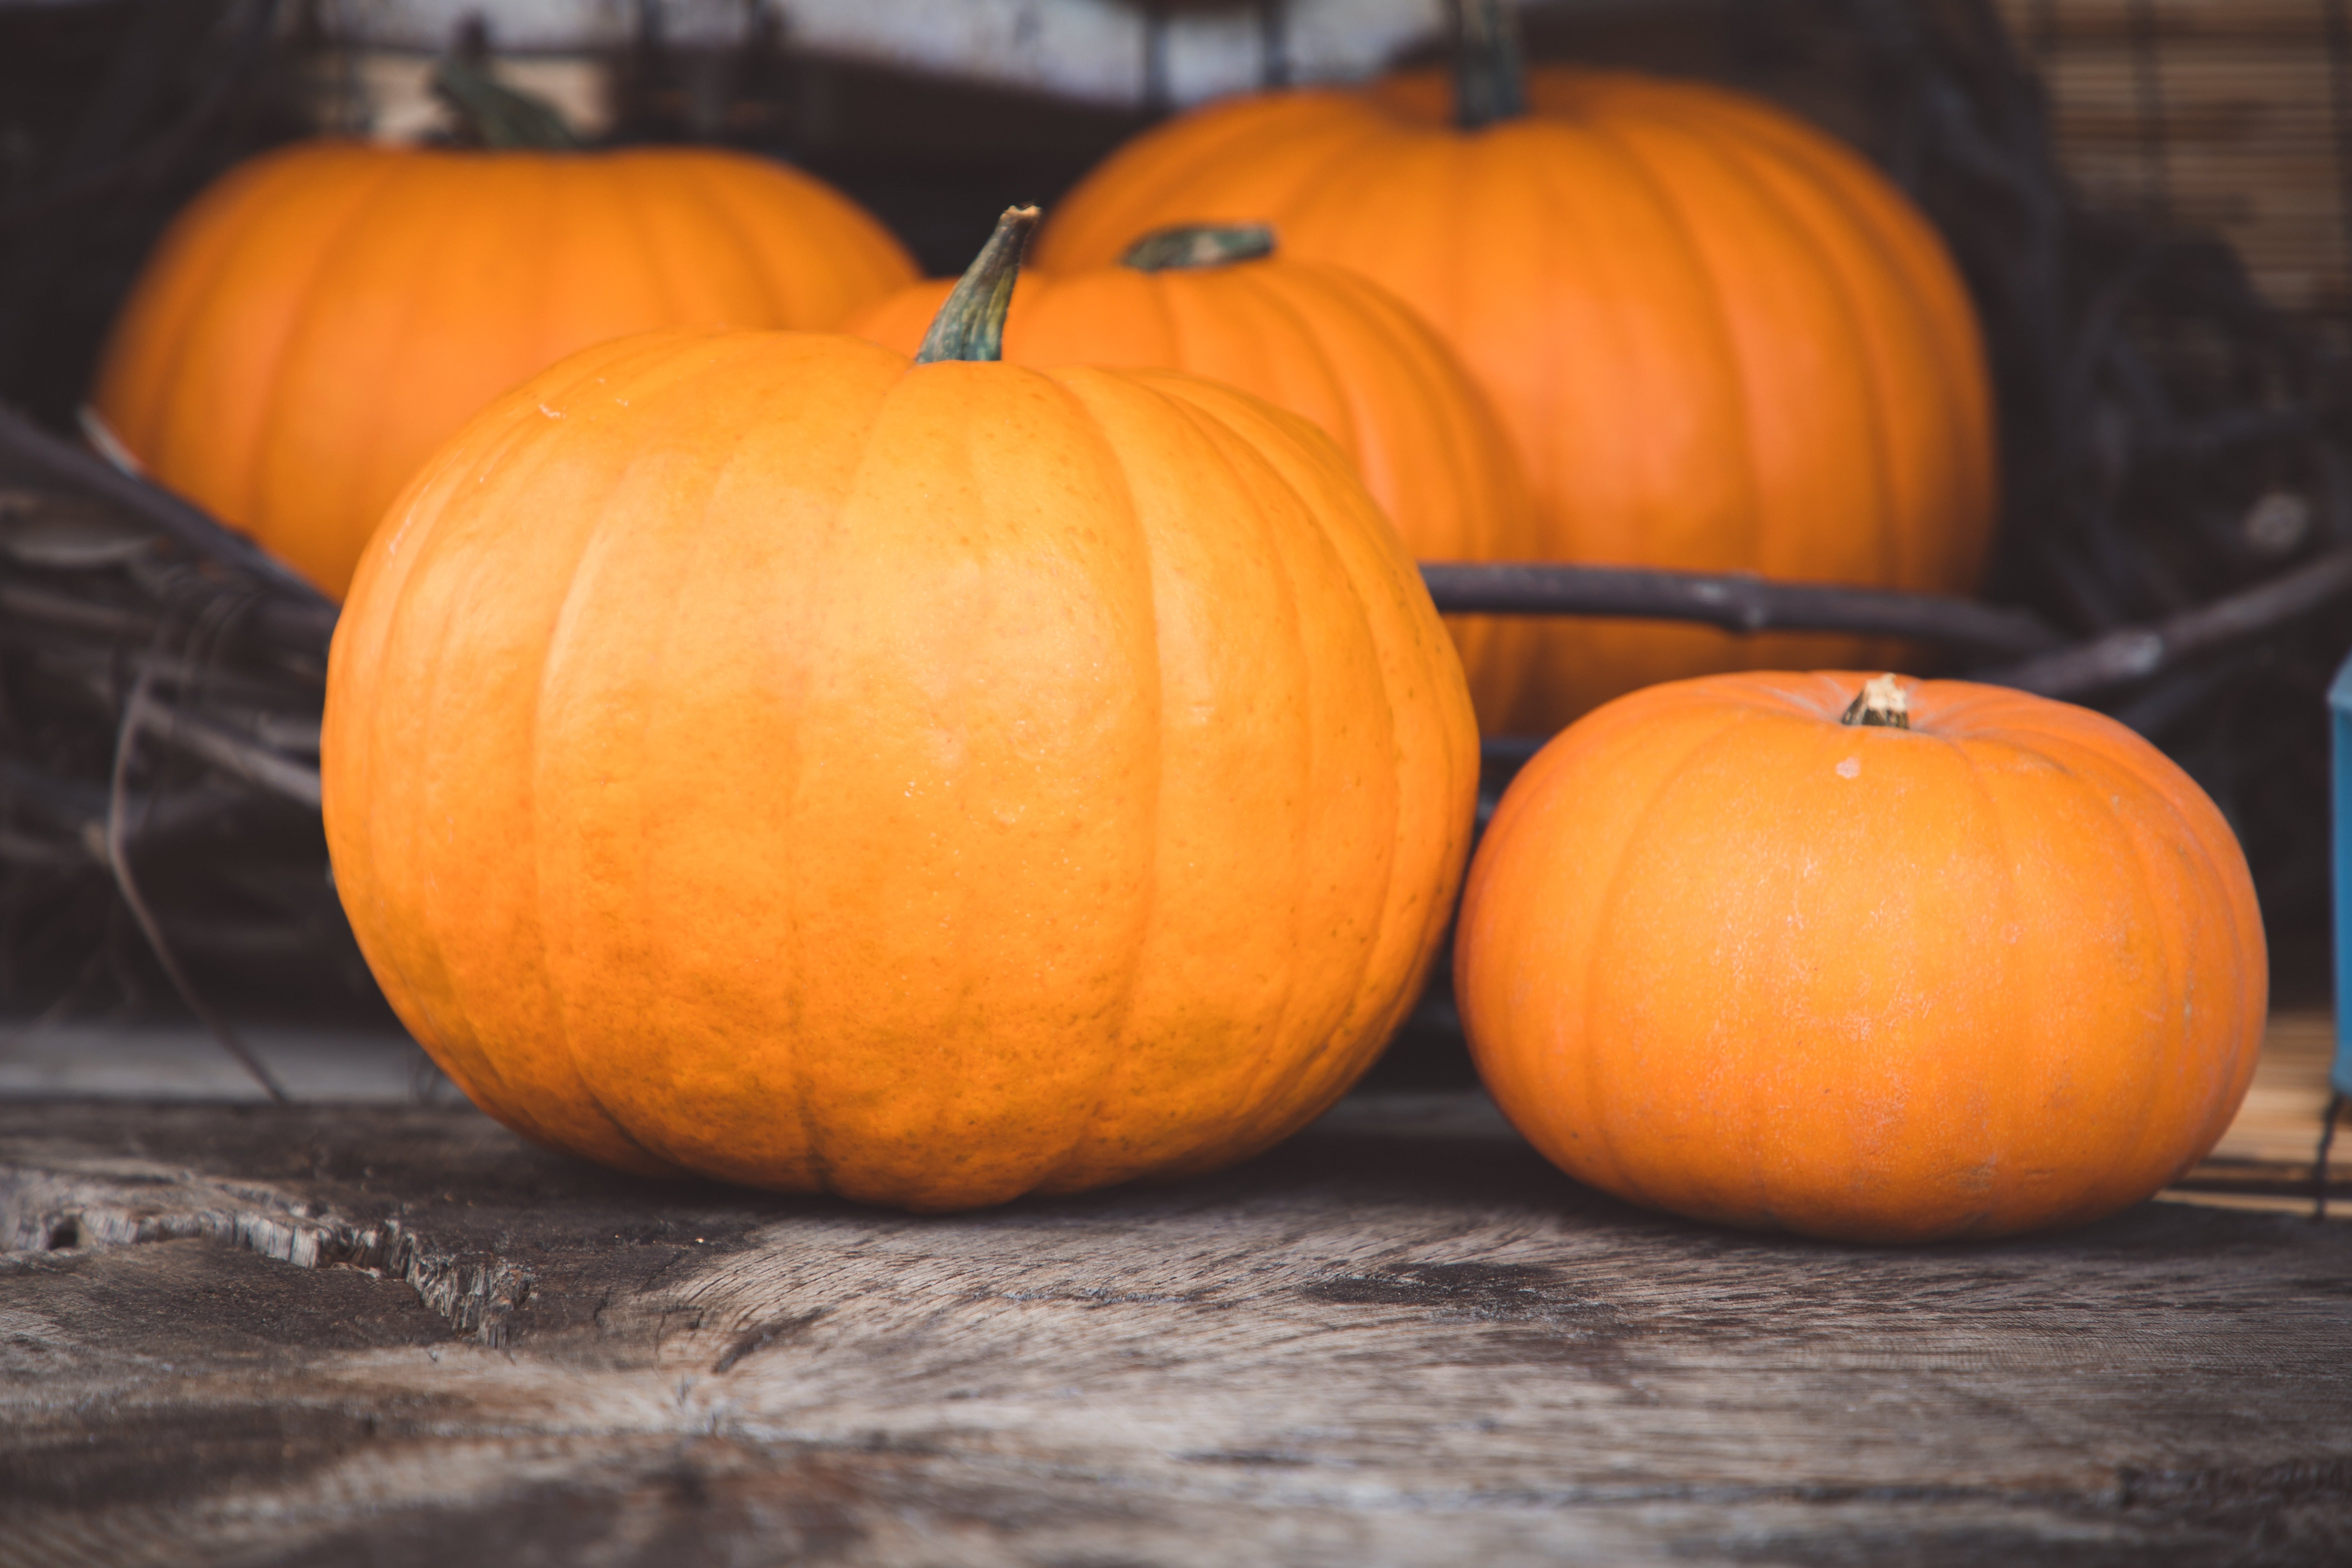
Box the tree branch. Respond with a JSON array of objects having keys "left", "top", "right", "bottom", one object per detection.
[
  {"left": 1973, "top": 544, "right": 2352, "bottom": 696},
  {"left": 1418, "top": 562, "right": 2065, "bottom": 655},
  {"left": 0, "top": 403, "right": 332, "bottom": 640}
]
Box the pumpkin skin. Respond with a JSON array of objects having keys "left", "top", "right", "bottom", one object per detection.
[
  {"left": 92, "top": 142, "right": 916, "bottom": 600},
  {"left": 846, "top": 250, "right": 1539, "bottom": 728},
  {"left": 1037, "top": 71, "right": 1998, "bottom": 730},
  {"left": 322, "top": 328, "right": 1479, "bottom": 1211},
  {"left": 1454, "top": 672, "right": 2266, "bottom": 1243}
]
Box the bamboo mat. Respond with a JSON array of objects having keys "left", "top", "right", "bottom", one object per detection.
[
  {"left": 1997, "top": 0, "right": 2352, "bottom": 323},
  {"left": 2162, "top": 1010, "right": 2346, "bottom": 1216}
]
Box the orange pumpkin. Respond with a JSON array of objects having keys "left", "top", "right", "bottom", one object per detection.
[
  {"left": 846, "top": 224, "right": 1538, "bottom": 728},
  {"left": 1454, "top": 671, "right": 2266, "bottom": 1243},
  {"left": 92, "top": 140, "right": 916, "bottom": 600},
  {"left": 1038, "top": 34, "right": 1996, "bottom": 730},
  {"left": 321, "top": 209, "right": 1479, "bottom": 1211}
]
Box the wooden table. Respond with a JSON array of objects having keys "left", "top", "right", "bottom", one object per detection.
[{"left": 5, "top": 1060, "right": 2351, "bottom": 1567}]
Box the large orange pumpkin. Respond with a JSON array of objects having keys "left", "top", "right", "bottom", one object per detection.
[
  {"left": 1037, "top": 31, "right": 1996, "bottom": 730},
  {"left": 321, "top": 209, "right": 1479, "bottom": 1211},
  {"left": 92, "top": 140, "right": 916, "bottom": 600},
  {"left": 1454, "top": 671, "right": 2266, "bottom": 1243},
  {"left": 846, "top": 224, "right": 1538, "bottom": 727}
]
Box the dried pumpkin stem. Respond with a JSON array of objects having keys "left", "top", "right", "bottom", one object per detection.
[
  {"left": 1120, "top": 224, "right": 1277, "bottom": 272},
  {"left": 432, "top": 54, "right": 582, "bottom": 150},
  {"left": 1448, "top": 0, "right": 1528, "bottom": 129},
  {"left": 1840, "top": 673, "right": 1912, "bottom": 730},
  {"left": 916, "top": 205, "right": 1042, "bottom": 364}
]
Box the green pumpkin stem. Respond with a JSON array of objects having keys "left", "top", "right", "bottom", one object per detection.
[
  {"left": 1840, "top": 673, "right": 1912, "bottom": 730},
  {"left": 1120, "top": 224, "right": 1277, "bottom": 272},
  {"left": 916, "top": 206, "right": 1042, "bottom": 364},
  {"left": 1447, "top": 0, "right": 1528, "bottom": 129},
  {"left": 431, "top": 55, "right": 583, "bottom": 150}
]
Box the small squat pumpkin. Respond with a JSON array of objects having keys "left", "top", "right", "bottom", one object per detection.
[
  {"left": 92, "top": 69, "right": 915, "bottom": 600},
  {"left": 322, "top": 208, "right": 1479, "bottom": 1211},
  {"left": 847, "top": 225, "right": 1539, "bottom": 728},
  {"left": 1454, "top": 672, "right": 2266, "bottom": 1242},
  {"left": 1038, "top": 1, "right": 1996, "bottom": 728}
]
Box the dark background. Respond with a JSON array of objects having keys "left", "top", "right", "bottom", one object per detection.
[{"left": 1, "top": 0, "right": 2343, "bottom": 1070}]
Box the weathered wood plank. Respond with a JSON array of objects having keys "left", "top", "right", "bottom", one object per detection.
[{"left": 4, "top": 1094, "right": 2350, "bottom": 1566}]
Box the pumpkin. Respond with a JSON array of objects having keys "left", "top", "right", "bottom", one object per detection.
[
  {"left": 846, "top": 223, "right": 1538, "bottom": 729},
  {"left": 321, "top": 208, "right": 1480, "bottom": 1212},
  {"left": 1453, "top": 671, "right": 2266, "bottom": 1243},
  {"left": 1036, "top": 7, "right": 1996, "bottom": 730},
  {"left": 92, "top": 135, "right": 915, "bottom": 600}
]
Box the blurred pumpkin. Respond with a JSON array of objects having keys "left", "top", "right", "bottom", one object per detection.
[
  {"left": 1037, "top": 3, "right": 1996, "bottom": 730},
  {"left": 847, "top": 223, "right": 1538, "bottom": 729},
  {"left": 91, "top": 66, "right": 915, "bottom": 600},
  {"left": 1454, "top": 671, "right": 2266, "bottom": 1243},
  {"left": 322, "top": 208, "right": 1479, "bottom": 1211}
]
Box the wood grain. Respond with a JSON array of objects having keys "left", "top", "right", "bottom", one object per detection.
[{"left": 4, "top": 1092, "right": 2351, "bottom": 1566}]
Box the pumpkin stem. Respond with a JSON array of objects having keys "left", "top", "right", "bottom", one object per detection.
[
  {"left": 1840, "top": 673, "right": 1912, "bottom": 730},
  {"left": 916, "top": 206, "right": 1042, "bottom": 364},
  {"left": 432, "top": 52, "right": 583, "bottom": 150},
  {"left": 1447, "top": 0, "right": 1528, "bottom": 129},
  {"left": 1120, "top": 224, "right": 1277, "bottom": 272}
]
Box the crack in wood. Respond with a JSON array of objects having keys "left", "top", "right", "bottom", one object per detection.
[{"left": 0, "top": 1159, "right": 531, "bottom": 1346}]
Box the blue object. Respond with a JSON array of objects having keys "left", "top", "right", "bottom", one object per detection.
[{"left": 2334, "top": 647, "right": 2352, "bottom": 1098}]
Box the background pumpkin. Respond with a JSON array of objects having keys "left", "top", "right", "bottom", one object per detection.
[
  {"left": 92, "top": 139, "right": 916, "bottom": 600},
  {"left": 322, "top": 211, "right": 1479, "bottom": 1212},
  {"left": 1454, "top": 670, "right": 2266, "bottom": 1243},
  {"left": 1037, "top": 29, "right": 1997, "bottom": 732},
  {"left": 846, "top": 225, "right": 1539, "bottom": 729}
]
